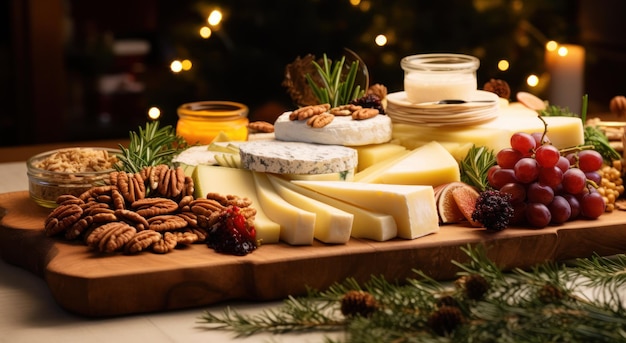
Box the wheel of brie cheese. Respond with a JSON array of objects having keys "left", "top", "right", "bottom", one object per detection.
[
  {"left": 273, "top": 112, "right": 393, "bottom": 146},
  {"left": 239, "top": 141, "right": 357, "bottom": 175}
]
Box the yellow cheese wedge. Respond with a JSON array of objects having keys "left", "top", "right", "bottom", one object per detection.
[
  {"left": 377, "top": 141, "right": 460, "bottom": 187},
  {"left": 192, "top": 165, "right": 280, "bottom": 244},
  {"left": 354, "top": 143, "right": 408, "bottom": 172},
  {"left": 264, "top": 173, "right": 353, "bottom": 244},
  {"left": 251, "top": 172, "right": 316, "bottom": 245},
  {"left": 354, "top": 150, "right": 413, "bottom": 183},
  {"left": 267, "top": 174, "right": 397, "bottom": 241},
  {"left": 292, "top": 180, "right": 439, "bottom": 239}
]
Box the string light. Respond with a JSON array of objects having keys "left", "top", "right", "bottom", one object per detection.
[
  {"left": 199, "top": 26, "right": 212, "bottom": 39},
  {"left": 497, "top": 59, "right": 510, "bottom": 71},
  {"left": 375, "top": 34, "right": 387, "bottom": 46},
  {"left": 207, "top": 10, "right": 223, "bottom": 26},
  {"left": 147, "top": 107, "right": 161, "bottom": 120},
  {"left": 181, "top": 59, "right": 192, "bottom": 71},
  {"left": 526, "top": 74, "right": 539, "bottom": 87},
  {"left": 170, "top": 60, "right": 183, "bottom": 73}
]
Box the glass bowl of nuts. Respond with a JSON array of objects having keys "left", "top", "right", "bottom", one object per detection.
[{"left": 26, "top": 147, "right": 121, "bottom": 208}]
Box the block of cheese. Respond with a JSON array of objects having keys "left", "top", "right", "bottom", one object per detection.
[
  {"left": 391, "top": 103, "right": 584, "bottom": 152},
  {"left": 353, "top": 143, "right": 408, "bottom": 172},
  {"left": 274, "top": 112, "right": 393, "bottom": 146},
  {"left": 293, "top": 181, "right": 439, "bottom": 239},
  {"left": 268, "top": 174, "right": 397, "bottom": 241},
  {"left": 377, "top": 141, "right": 461, "bottom": 187},
  {"left": 239, "top": 141, "right": 357, "bottom": 175},
  {"left": 251, "top": 172, "right": 316, "bottom": 245},
  {"left": 192, "top": 165, "right": 280, "bottom": 244},
  {"left": 263, "top": 173, "right": 353, "bottom": 244}
]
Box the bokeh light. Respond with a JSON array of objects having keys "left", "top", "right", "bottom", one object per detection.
[{"left": 147, "top": 107, "right": 161, "bottom": 120}]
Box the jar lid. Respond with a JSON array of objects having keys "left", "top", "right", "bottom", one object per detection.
[
  {"left": 177, "top": 101, "right": 249, "bottom": 118},
  {"left": 401, "top": 53, "right": 479, "bottom": 73}
]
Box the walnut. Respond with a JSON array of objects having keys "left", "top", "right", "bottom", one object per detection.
[
  {"left": 367, "top": 84, "right": 388, "bottom": 100},
  {"left": 352, "top": 108, "right": 380, "bottom": 120},
  {"left": 152, "top": 232, "right": 178, "bottom": 254},
  {"left": 248, "top": 121, "right": 275, "bottom": 133},
  {"left": 483, "top": 79, "right": 511, "bottom": 99},
  {"left": 124, "top": 230, "right": 162, "bottom": 254},
  {"left": 610, "top": 96, "right": 626, "bottom": 117},
  {"left": 147, "top": 215, "right": 188, "bottom": 231},
  {"left": 86, "top": 222, "right": 137, "bottom": 253},
  {"left": 289, "top": 104, "right": 331, "bottom": 121},
  {"left": 131, "top": 197, "right": 179, "bottom": 217},
  {"left": 44, "top": 203, "right": 83, "bottom": 236},
  {"left": 307, "top": 112, "right": 334, "bottom": 128}
]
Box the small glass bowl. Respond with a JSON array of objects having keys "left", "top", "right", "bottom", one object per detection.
[{"left": 26, "top": 147, "right": 120, "bottom": 208}]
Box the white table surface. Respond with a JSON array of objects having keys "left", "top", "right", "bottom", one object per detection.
[{"left": 0, "top": 162, "right": 343, "bottom": 343}]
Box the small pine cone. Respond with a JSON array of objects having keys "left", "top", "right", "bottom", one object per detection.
[
  {"left": 537, "top": 283, "right": 566, "bottom": 304},
  {"left": 483, "top": 79, "right": 511, "bottom": 99},
  {"left": 435, "top": 295, "right": 460, "bottom": 309},
  {"left": 427, "top": 305, "right": 465, "bottom": 336},
  {"left": 456, "top": 274, "right": 490, "bottom": 300},
  {"left": 609, "top": 96, "right": 626, "bottom": 117},
  {"left": 340, "top": 290, "right": 378, "bottom": 318}
]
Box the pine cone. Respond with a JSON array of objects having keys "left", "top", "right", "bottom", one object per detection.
[
  {"left": 340, "top": 290, "right": 378, "bottom": 318},
  {"left": 456, "top": 274, "right": 490, "bottom": 300},
  {"left": 427, "top": 305, "right": 465, "bottom": 336},
  {"left": 282, "top": 54, "right": 323, "bottom": 107},
  {"left": 483, "top": 79, "right": 511, "bottom": 99}
]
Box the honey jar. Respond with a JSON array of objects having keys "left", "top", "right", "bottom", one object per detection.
[{"left": 176, "top": 101, "right": 249, "bottom": 144}]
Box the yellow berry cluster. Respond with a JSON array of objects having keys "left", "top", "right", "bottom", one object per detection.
[{"left": 596, "top": 160, "right": 624, "bottom": 212}]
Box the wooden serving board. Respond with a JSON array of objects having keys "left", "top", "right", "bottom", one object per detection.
[{"left": 1, "top": 191, "right": 626, "bottom": 317}]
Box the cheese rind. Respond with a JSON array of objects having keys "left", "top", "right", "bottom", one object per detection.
[
  {"left": 274, "top": 112, "right": 393, "bottom": 146},
  {"left": 239, "top": 141, "right": 357, "bottom": 175},
  {"left": 192, "top": 165, "right": 280, "bottom": 244},
  {"left": 268, "top": 175, "right": 397, "bottom": 241},
  {"left": 251, "top": 172, "right": 316, "bottom": 245},
  {"left": 265, "top": 173, "right": 353, "bottom": 244},
  {"left": 378, "top": 141, "right": 461, "bottom": 187},
  {"left": 292, "top": 181, "right": 439, "bottom": 239}
]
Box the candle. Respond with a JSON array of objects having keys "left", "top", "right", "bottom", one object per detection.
[{"left": 546, "top": 44, "right": 585, "bottom": 114}]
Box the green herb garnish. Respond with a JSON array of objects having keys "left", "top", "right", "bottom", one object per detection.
[
  {"left": 459, "top": 145, "right": 496, "bottom": 192},
  {"left": 305, "top": 54, "right": 365, "bottom": 107},
  {"left": 116, "top": 121, "right": 187, "bottom": 173}
]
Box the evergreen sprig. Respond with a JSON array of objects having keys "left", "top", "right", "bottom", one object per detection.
[
  {"left": 115, "top": 121, "right": 187, "bottom": 173},
  {"left": 459, "top": 145, "right": 496, "bottom": 192},
  {"left": 197, "top": 245, "right": 626, "bottom": 342},
  {"left": 305, "top": 54, "right": 365, "bottom": 107}
]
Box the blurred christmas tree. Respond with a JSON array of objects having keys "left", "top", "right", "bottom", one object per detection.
[{"left": 144, "top": 0, "right": 578, "bottom": 124}]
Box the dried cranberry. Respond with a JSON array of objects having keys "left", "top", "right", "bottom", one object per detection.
[{"left": 207, "top": 206, "right": 257, "bottom": 256}]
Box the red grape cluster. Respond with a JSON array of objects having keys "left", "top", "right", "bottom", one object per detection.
[{"left": 488, "top": 132, "right": 605, "bottom": 228}]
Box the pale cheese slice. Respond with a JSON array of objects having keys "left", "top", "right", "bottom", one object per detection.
[
  {"left": 251, "top": 172, "right": 316, "bottom": 245},
  {"left": 377, "top": 141, "right": 461, "bottom": 187},
  {"left": 264, "top": 173, "right": 353, "bottom": 244},
  {"left": 192, "top": 165, "right": 280, "bottom": 244},
  {"left": 354, "top": 150, "right": 413, "bottom": 183},
  {"left": 292, "top": 181, "right": 439, "bottom": 239},
  {"left": 267, "top": 174, "right": 397, "bottom": 241}
]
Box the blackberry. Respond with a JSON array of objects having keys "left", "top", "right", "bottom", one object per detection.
[
  {"left": 350, "top": 94, "right": 385, "bottom": 114},
  {"left": 471, "top": 189, "right": 514, "bottom": 231}
]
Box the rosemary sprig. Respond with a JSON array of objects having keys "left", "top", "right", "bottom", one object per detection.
[
  {"left": 459, "top": 145, "right": 496, "bottom": 192},
  {"left": 197, "top": 245, "right": 626, "bottom": 342},
  {"left": 305, "top": 54, "right": 365, "bottom": 107},
  {"left": 115, "top": 121, "right": 187, "bottom": 173}
]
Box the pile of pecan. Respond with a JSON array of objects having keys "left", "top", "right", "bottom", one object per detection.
[
  {"left": 289, "top": 103, "right": 381, "bottom": 128},
  {"left": 43, "top": 164, "right": 257, "bottom": 255}
]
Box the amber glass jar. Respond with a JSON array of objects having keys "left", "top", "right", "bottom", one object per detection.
[{"left": 176, "top": 101, "right": 249, "bottom": 144}]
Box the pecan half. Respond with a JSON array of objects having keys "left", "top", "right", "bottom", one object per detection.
[
  {"left": 289, "top": 103, "right": 331, "bottom": 121},
  {"left": 247, "top": 121, "right": 275, "bottom": 133},
  {"left": 352, "top": 108, "right": 379, "bottom": 120},
  {"left": 44, "top": 203, "right": 83, "bottom": 236},
  {"left": 307, "top": 112, "right": 334, "bottom": 128},
  {"left": 147, "top": 214, "right": 188, "bottom": 232},
  {"left": 131, "top": 197, "right": 179, "bottom": 217},
  {"left": 152, "top": 232, "right": 178, "bottom": 254},
  {"left": 86, "top": 222, "right": 137, "bottom": 253},
  {"left": 124, "top": 230, "right": 162, "bottom": 254}
]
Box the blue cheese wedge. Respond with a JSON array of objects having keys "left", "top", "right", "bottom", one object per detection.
[
  {"left": 239, "top": 141, "right": 358, "bottom": 175},
  {"left": 273, "top": 112, "right": 393, "bottom": 146}
]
